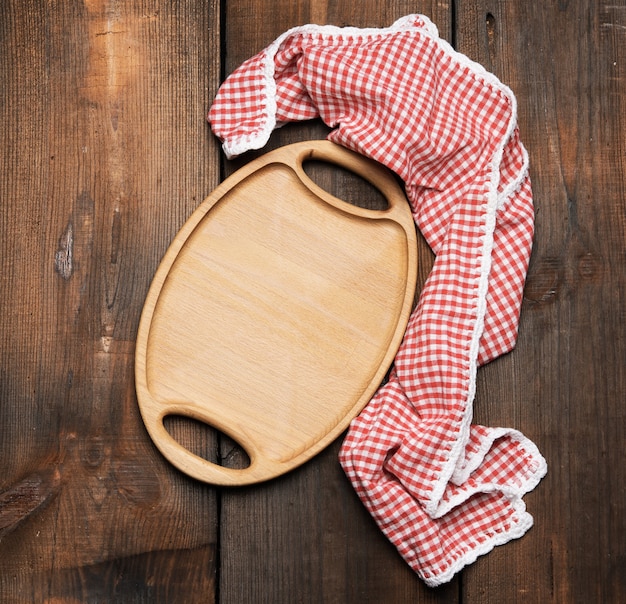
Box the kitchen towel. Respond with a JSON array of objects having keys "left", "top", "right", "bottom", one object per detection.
[{"left": 208, "top": 14, "right": 547, "bottom": 587}]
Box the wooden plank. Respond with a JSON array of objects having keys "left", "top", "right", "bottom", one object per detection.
[
  {"left": 217, "top": 2, "right": 457, "bottom": 603},
  {"left": 457, "top": 1, "right": 626, "bottom": 601},
  {"left": 0, "top": 1, "right": 221, "bottom": 601}
]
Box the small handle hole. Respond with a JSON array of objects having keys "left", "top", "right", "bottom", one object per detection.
[
  {"left": 163, "top": 415, "right": 251, "bottom": 469},
  {"left": 303, "top": 159, "right": 389, "bottom": 210}
]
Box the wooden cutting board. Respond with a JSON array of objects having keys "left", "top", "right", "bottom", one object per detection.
[{"left": 135, "top": 140, "right": 417, "bottom": 486}]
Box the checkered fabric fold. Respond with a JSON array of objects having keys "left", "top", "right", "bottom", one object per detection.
[{"left": 208, "top": 14, "right": 547, "bottom": 587}]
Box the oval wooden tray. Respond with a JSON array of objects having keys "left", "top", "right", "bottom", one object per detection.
[{"left": 135, "top": 140, "right": 417, "bottom": 485}]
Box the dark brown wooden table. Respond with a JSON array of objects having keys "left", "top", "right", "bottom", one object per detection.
[{"left": 2, "top": 1, "right": 625, "bottom": 602}]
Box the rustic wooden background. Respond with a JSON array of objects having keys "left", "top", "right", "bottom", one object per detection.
[{"left": 1, "top": 0, "right": 625, "bottom": 602}]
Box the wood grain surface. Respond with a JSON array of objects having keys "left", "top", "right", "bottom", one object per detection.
[
  {"left": 1, "top": 0, "right": 625, "bottom": 602},
  {"left": 135, "top": 141, "right": 417, "bottom": 486}
]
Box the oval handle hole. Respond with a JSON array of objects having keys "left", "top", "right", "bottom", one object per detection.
[
  {"left": 163, "top": 415, "right": 251, "bottom": 470},
  {"left": 303, "top": 159, "right": 389, "bottom": 210}
]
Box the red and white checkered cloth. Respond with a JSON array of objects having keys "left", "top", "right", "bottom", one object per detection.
[{"left": 208, "top": 14, "right": 547, "bottom": 587}]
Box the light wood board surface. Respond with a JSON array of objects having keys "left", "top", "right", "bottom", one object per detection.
[{"left": 135, "top": 141, "right": 417, "bottom": 485}]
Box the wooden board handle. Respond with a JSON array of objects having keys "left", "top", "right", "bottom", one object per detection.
[
  {"left": 140, "top": 404, "right": 289, "bottom": 485},
  {"left": 282, "top": 139, "right": 410, "bottom": 220}
]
